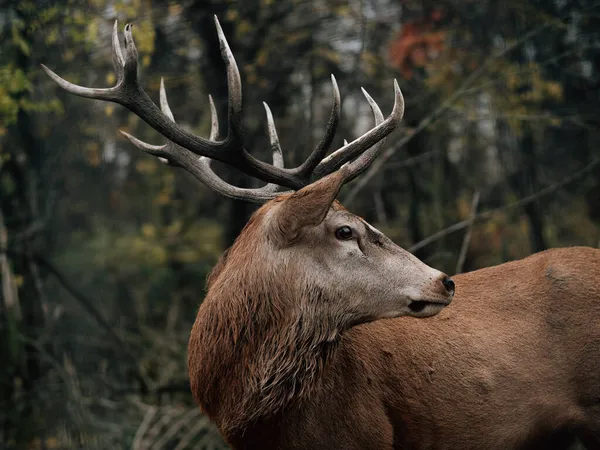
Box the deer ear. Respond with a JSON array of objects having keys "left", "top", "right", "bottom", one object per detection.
[{"left": 273, "top": 171, "right": 345, "bottom": 242}]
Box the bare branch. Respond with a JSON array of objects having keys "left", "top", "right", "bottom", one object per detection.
[
  {"left": 409, "top": 158, "right": 600, "bottom": 253},
  {"left": 132, "top": 405, "right": 158, "bottom": 450},
  {"left": 152, "top": 408, "right": 201, "bottom": 450}
]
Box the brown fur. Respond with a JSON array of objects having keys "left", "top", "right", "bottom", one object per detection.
[{"left": 188, "top": 183, "right": 600, "bottom": 449}]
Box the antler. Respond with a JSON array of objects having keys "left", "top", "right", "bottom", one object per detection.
[{"left": 42, "top": 17, "right": 405, "bottom": 203}]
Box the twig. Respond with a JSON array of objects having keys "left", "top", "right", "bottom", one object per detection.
[
  {"left": 343, "top": 148, "right": 440, "bottom": 204},
  {"left": 409, "top": 158, "right": 600, "bottom": 253},
  {"left": 14, "top": 219, "right": 46, "bottom": 241},
  {"left": 384, "top": 149, "right": 438, "bottom": 169},
  {"left": 172, "top": 415, "right": 214, "bottom": 450},
  {"left": 152, "top": 408, "right": 201, "bottom": 450},
  {"left": 132, "top": 405, "right": 158, "bottom": 450},
  {"left": 455, "top": 192, "right": 480, "bottom": 274},
  {"left": 140, "top": 406, "right": 178, "bottom": 449}
]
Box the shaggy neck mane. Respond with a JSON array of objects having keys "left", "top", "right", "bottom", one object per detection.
[{"left": 188, "top": 203, "right": 341, "bottom": 434}]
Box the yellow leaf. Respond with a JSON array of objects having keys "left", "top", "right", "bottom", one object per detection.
[
  {"left": 226, "top": 9, "right": 239, "bottom": 21},
  {"left": 46, "top": 27, "right": 58, "bottom": 44},
  {"left": 155, "top": 191, "right": 171, "bottom": 205},
  {"left": 546, "top": 82, "right": 563, "bottom": 100},
  {"left": 142, "top": 224, "right": 156, "bottom": 238},
  {"left": 87, "top": 19, "right": 99, "bottom": 42}
]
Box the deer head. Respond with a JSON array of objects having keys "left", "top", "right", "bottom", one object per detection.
[{"left": 259, "top": 171, "right": 455, "bottom": 328}]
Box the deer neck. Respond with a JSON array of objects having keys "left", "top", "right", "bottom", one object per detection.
[{"left": 191, "top": 274, "right": 343, "bottom": 432}]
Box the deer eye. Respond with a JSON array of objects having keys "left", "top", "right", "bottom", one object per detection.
[{"left": 335, "top": 226, "right": 353, "bottom": 240}]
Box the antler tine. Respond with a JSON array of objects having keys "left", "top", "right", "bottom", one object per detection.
[
  {"left": 120, "top": 130, "right": 172, "bottom": 164},
  {"left": 337, "top": 87, "right": 386, "bottom": 183},
  {"left": 119, "top": 78, "right": 185, "bottom": 166},
  {"left": 195, "top": 95, "right": 289, "bottom": 199},
  {"left": 321, "top": 88, "right": 384, "bottom": 177},
  {"left": 213, "top": 16, "right": 243, "bottom": 140},
  {"left": 123, "top": 23, "right": 139, "bottom": 84},
  {"left": 121, "top": 81, "right": 288, "bottom": 203},
  {"left": 295, "top": 75, "right": 341, "bottom": 177},
  {"left": 212, "top": 16, "right": 283, "bottom": 195},
  {"left": 41, "top": 65, "right": 119, "bottom": 101},
  {"left": 208, "top": 95, "right": 220, "bottom": 141},
  {"left": 256, "top": 102, "right": 287, "bottom": 196},
  {"left": 201, "top": 95, "right": 285, "bottom": 197},
  {"left": 159, "top": 78, "right": 175, "bottom": 122},
  {"left": 262, "top": 102, "right": 284, "bottom": 169},
  {"left": 118, "top": 78, "right": 178, "bottom": 165},
  {"left": 112, "top": 21, "right": 125, "bottom": 82},
  {"left": 314, "top": 80, "right": 404, "bottom": 178}
]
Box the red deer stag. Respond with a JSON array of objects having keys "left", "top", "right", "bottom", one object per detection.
[{"left": 43, "top": 17, "right": 600, "bottom": 450}]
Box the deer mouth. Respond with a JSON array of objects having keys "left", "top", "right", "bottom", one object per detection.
[{"left": 407, "top": 299, "right": 451, "bottom": 317}]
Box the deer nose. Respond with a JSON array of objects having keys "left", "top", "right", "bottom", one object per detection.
[{"left": 441, "top": 277, "right": 455, "bottom": 296}]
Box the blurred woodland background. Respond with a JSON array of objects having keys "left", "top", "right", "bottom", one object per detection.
[{"left": 1, "top": 0, "right": 599, "bottom": 448}]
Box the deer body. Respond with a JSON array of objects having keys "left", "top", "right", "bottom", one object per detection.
[
  {"left": 44, "top": 18, "right": 600, "bottom": 450},
  {"left": 193, "top": 246, "right": 600, "bottom": 449},
  {"left": 191, "top": 232, "right": 600, "bottom": 450}
]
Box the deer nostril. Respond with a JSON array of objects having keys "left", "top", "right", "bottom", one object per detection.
[{"left": 442, "top": 277, "right": 455, "bottom": 296}]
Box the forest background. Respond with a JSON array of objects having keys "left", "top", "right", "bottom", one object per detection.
[{"left": 1, "top": 0, "right": 599, "bottom": 448}]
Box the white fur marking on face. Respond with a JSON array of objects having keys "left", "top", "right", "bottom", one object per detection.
[{"left": 403, "top": 286, "right": 423, "bottom": 301}]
